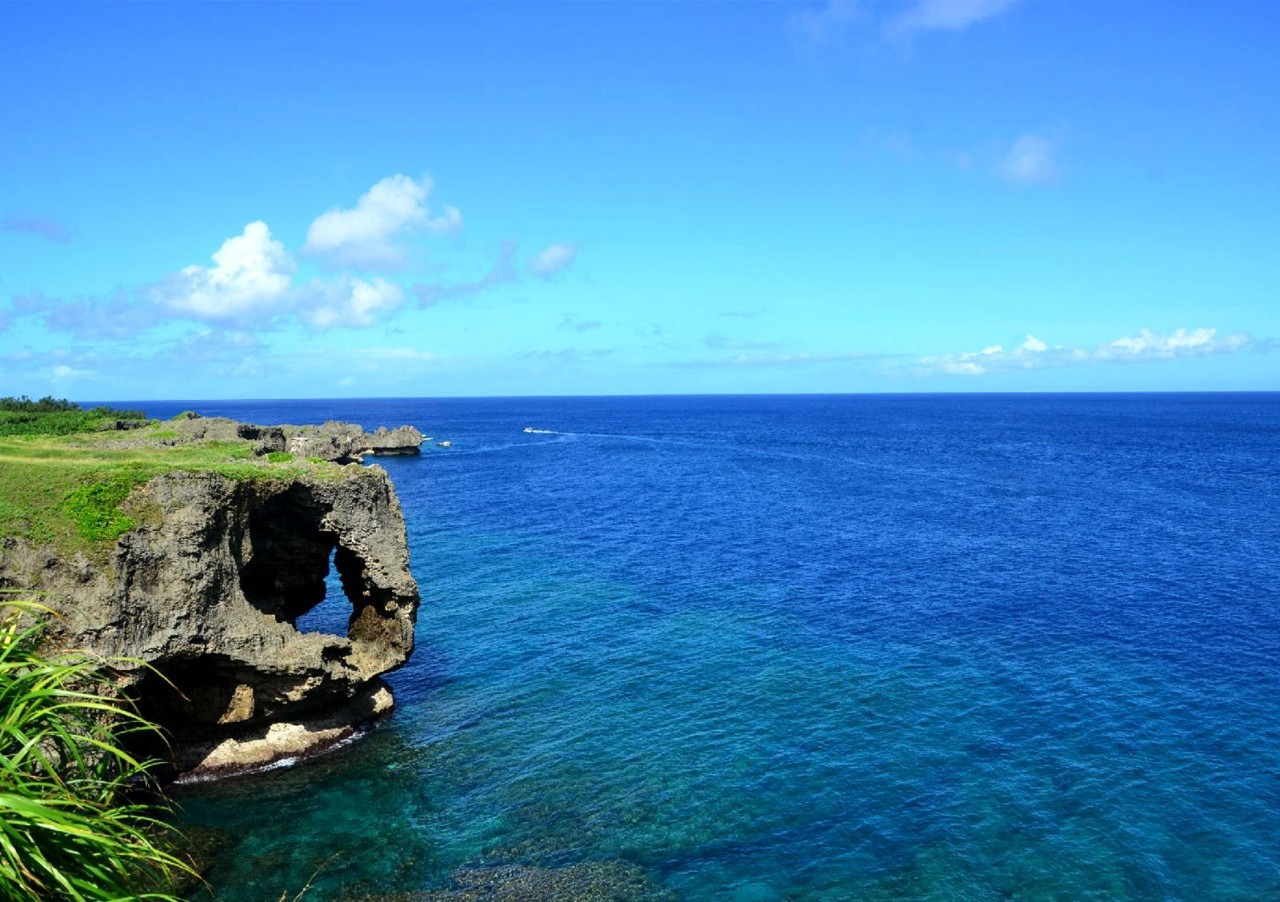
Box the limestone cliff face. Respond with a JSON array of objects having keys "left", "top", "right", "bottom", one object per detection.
[{"left": 0, "top": 464, "right": 420, "bottom": 780}]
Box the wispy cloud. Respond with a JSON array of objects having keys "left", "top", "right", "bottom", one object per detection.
[
  {"left": 791, "top": 0, "right": 1018, "bottom": 45},
  {"left": 998, "top": 134, "right": 1059, "bottom": 185},
  {"left": 414, "top": 241, "right": 519, "bottom": 306},
  {"left": 676, "top": 350, "right": 895, "bottom": 369},
  {"left": 859, "top": 127, "right": 1063, "bottom": 187},
  {"left": 704, "top": 333, "right": 783, "bottom": 351},
  {"left": 304, "top": 174, "right": 460, "bottom": 269},
  {"left": 517, "top": 348, "right": 614, "bottom": 363},
  {"left": 358, "top": 347, "right": 442, "bottom": 363},
  {"left": 1, "top": 214, "right": 72, "bottom": 243},
  {"left": 21, "top": 288, "right": 158, "bottom": 341},
  {"left": 299, "top": 276, "right": 404, "bottom": 329},
  {"left": 528, "top": 242, "right": 577, "bottom": 278},
  {"left": 558, "top": 316, "right": 601, "bottom": 333},
  {"left": 917, "top": 328, "right": 1256, "bottom": 376},
  {"left": 886, "top": 0, "right": 1019, "bottom": 39},
  {"left": 789, "top": 0, "right": 862, "bottom": 45}
]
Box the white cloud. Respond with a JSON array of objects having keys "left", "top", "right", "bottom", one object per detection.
[
  {"left": 888, "top": 0, "right": 1018, "bottom": 37},
  {"left": 154, "top": 220, "right": 408, "bottom": 330},
  {"left": 789, "top": 0, "right": 862, "bottom": 44},
  {"left": 304, "top": 174, "right": 460, "bottom": 268},
  {"left": 527, "top": 242, "right": 577, "bottom": 278},
  {"left": 360, "top": 347, "right": 442, "bottom": 362},
  {"left": 1100, "top": 327, "right": 1251, "bottom": 360},
  {"left": 792, "top": 0, "right": 1015, "bottom": 45},
  {"left": 157, "top": 221, "right": 295, "bottom": 321},
  {"left": 51, "top": 363, "right": 94, "bottom": 379},
  {"left": 999, "top": 134, "right": 1058, "bottom": 185},
  {"left": 300, "top": 277, "right": 404, "bottom": 329},
  {"left": 919, "top": 327, "right": 1255, "bottom": 376}
]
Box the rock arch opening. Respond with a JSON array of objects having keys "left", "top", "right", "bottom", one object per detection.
[
  {"left": 294, "top": 548, "right": 353, "bottom": 635},
  {"left": 235, "top": 485, "right": 382, "bottom": 640}
]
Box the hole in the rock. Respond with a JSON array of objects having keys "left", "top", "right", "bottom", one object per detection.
[{"left": 294, "top": 547, "right": 355, "bottom": 636}]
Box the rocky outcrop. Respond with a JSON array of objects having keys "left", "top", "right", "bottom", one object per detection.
[
  {"left": 282, "top": 421, "right": 424, "bottom": 463},
  {"left": 170, "top": 415, "right": 288, "bottom": 455},
  {"left": 0, "top": 461, "right": 420, "bottom": 781}
]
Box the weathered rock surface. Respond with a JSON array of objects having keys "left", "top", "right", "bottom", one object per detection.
[
  {"left": 284, "top": 421, "right": 425, "bottom": 463},
  {"left": 171, "top": 415, "right": 288, "bottom": 455},
  {"left": 0, "top": 459, "right": 420, "bottom": 780}
]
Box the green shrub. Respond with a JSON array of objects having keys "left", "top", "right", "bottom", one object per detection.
[
  {"left": 0, "top": 399, "right": 147, "bottom": 438},
  {"left": 266, "top": 451, "right": 294, "bottom": 463},
  {"left": 62, "top": 471, "right": 147, "bottom": 541},
  {"left": 0, "top": 600, "right": 194, "bottom": 900}
]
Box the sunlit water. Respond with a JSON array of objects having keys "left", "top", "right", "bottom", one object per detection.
[{"left": 133, "top": 395, "right": 1280, "bottom": 900}]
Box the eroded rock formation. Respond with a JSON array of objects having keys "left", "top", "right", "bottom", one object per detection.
[
  {"left": 0, "top": 462, "right": 420, "bottom": 781},
  {"left": 284, "top": 421, "right": 425, "bottom": 463}
]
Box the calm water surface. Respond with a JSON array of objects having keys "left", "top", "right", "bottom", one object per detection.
[{"left": 135, "top": 394, "right": 1280, "bottom": 900}]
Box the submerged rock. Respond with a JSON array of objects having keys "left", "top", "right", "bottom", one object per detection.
[
  {"left": 348, "top": 860, "right": 675, "bottom": 901},
  {"left": 0, "top": 448, "right": 420, "bottom": 781}
]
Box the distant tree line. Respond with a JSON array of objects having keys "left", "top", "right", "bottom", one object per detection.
[
  {"left": 0, "top": 395, "right": 82, "bottom": 413},
  {"left": 0, "top": 397, "right": 148, "bottom": 436}
]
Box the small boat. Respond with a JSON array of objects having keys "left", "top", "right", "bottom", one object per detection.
[
  {"left": 436, "top": 440, "right": 452, "bottom": 447},
  {"left": 523, "top": 427, "right": 535, "bottom": 433}
]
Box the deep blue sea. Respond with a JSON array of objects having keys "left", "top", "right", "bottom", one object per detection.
[{"left": 133, "top": 394, "right": 1280, "bottom": 900}]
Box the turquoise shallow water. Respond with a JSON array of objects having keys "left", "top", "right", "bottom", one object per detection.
[{"left": 137, "top": 395, "right": 1280, "bottom": 900}]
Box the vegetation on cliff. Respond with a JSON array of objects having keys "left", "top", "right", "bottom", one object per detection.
[
  {"left": 0, "top": 601, "right": 194, "bottom": 900},
  {"left": 0, "top": 401, "right": 348, "bottom": 556},
  {"left": 0, "top": 396, "right": 147, "bottom": 437}
]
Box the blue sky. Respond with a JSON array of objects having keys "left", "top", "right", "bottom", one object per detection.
[{"left": 1, "top": 1, "right": 1276, "bottom": 400}]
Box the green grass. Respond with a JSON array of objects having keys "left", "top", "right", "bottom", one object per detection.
[
  {"left": 0, "top": 423, "right": 350, "bottom": 556},
  {"left": 0, "top": 600, "right": 196, "bottom": 900},
  {"left": 62, "top": 471, "right": 148, "bottom": 542}
]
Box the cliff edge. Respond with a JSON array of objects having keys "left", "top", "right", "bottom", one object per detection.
[{"left": 0, "top": 411, "right": 422, "bottom": 781}]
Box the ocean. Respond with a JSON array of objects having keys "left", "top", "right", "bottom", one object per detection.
[{"left": 134, "top": 394, "right": 1280, "bottom": 900}]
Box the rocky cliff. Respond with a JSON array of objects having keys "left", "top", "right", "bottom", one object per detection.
[
  {"left": 0, "top": 426, "right": 422, "bottom": 781},
  {"left": 160, "top": 413, "right": 425, "bottom": 463}
]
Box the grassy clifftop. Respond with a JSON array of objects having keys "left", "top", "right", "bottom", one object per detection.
[{"left": 0, "top": 399, "right": 347, "bottom": 555}]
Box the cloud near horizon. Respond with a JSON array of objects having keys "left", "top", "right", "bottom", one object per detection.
[
  {"left": 677, "top": 350, "right": 894, "bottom": 369},
  {"left": 918, "top": 328, "right": 1255, "bottom": 376}
]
